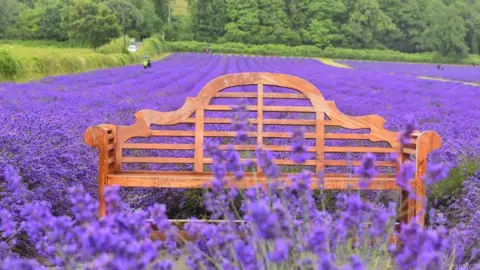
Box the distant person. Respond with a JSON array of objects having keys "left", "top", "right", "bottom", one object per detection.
[
  {"left": 437, "top": 64, "right": 441, "bottom": 70},
  {"left": 147, "top": 60, "right": 152, "bottom": 68},
  {"left": 142, "top": 59, "right": 148, "bottom": 69}
]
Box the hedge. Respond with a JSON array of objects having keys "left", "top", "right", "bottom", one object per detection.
[{"left": 165, "top": 41, "right": 480, "bottom": 65}]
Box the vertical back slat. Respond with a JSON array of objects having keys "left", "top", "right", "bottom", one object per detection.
[
  {"left": 257, "top": 84, "right": 264, "bottom": 173},
  {"left": 194, "top": 109, "right": 204, "bottom": 172},
  {"left": 316, "top": 111, "right": 325, "bottom": 173},
  {"left": 397, "top": 147, "right": 411, "bottom": 225}
]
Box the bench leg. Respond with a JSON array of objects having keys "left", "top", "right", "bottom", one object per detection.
[
  {"left": 414, "top": 131, "right": 442, "bottom": 227},
  {"left": 98, "top": 179, "right": 106, "bottom": 218}
]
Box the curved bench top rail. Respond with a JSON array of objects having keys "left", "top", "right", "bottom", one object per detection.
[{"left": 115, "top": 72, "right": 399, "bottom": 148}]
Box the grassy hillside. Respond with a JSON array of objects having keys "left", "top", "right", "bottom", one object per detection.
[{"left": 0, "top": 39, "right": 168, "bottom": 82}]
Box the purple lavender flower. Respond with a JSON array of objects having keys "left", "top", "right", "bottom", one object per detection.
[
  {"left": 267, "top": 238, "right": 290, "bottom": 263},
  {"left": 395, "top": 161, "right": 415, "bottom": 197},
  {"left": 245, "top": 199, "right": 279, "bottom": 239},
  {"left": 422, "top": 160, "right": 450, "bottom": 185},
  {"left": 68, "top": 185, "right": 97, "bottom": 223},
  {"left": 347, "top": 255, "right": 365, "bottom": 270},
  {"left": 152, "top": 260, "right": 173, "bottom": 270},
  {"left": 0, "top": 209, "right": 16, "bottom": 238},
  {"left": 398, "top": 115, "right": 417, "bottom": 145},
  {"left": 256, "top": 147, "right": 280, "bottom": 179},
  {"left": 232, "top": 100, "right": 249, "bottom": 143},
  {"left": 354, "top": 153, "right": 377, "bottom": 189},
  {"left": 290, "top": 128, "right": 308, "bottom": 164}
]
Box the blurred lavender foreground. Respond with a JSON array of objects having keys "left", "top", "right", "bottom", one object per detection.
[{"left": 0, "top": 115, "right": 478, "bottom": 268}]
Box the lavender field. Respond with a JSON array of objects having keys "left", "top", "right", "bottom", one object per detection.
[
  {"left": 2, "top": 53, "right": 480, "bottom": 268},
  {"left": 1, "top": 53, "right": 479, "bottom": 214},
  {"left": 339, "top": 60, "right": 480, "bottom": 84}
]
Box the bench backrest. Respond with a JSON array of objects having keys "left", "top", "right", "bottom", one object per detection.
[{"left": 107, "top": 72, "right": 402, "bottom": 178}]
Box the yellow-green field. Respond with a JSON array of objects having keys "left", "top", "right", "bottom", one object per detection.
[
  {"left": 0, "top": 44, "right": 97, "bottom": 58},
  {"left": 172, "top": 0, "right": 189, "bottom": 16}
]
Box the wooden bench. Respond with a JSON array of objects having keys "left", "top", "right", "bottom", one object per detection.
[{"left": 85, "top": 72, "right": 441, "bottom": 226}]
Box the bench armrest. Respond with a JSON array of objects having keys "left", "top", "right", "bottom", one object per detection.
[
  {"left": 85, "top": 125, "right": 113, "bottom": 148},
  {"left": 84, "top": 124, "right": 116, "bottom": 218}
]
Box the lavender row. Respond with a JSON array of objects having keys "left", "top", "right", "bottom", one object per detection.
[{"left": 339, "top": 60, "right": 480, "bottom": 83}]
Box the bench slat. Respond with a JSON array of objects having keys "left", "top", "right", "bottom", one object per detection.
[
  {"left": 201, "top": 158, "right": 396, "bottom": 167},
  {"left": 120, "top": 145, "right": 395, "bottom": 154},
  {"left": 151, "top": 130, "right": 195, "bottom": 136},
  {"left": 107, "top": 173, "right": 400, "bottom": 190},
  {"left": 205, "top": 105, "right": 316, "bottom": 113},
  {"left": 123, "top": 143, "right": 195, "bottom": 150},
  {"left": 215, "top": 92, "right": 308, "bottom": 99},
  {"left": 122, "top": 157, "right": 195, "bottom": 163}
]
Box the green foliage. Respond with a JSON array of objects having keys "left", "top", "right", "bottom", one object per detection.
[
  {"left": 60, "top": 0, "right": 121, "bottom": 49},
  {"left": 4, "top": 0, "right": 480, "bottom": 60},
  {"left": 103, "top": 0, "right": 139, "bottom": 32},
  {"left": 189, "top": 0, "right": 227, "bottom": 42},
  {"left": 0, "top": 0, "right": 24, "bottom": 38},
  {"left": 342, "top": 0, "right": 400, "bottom": 49},
  {"left": 429, "top": 155, "right": 480, "bottom": 209},
  {"left": 164, "top": 15, "right": 193, "bottom": 41},
  {"left": 0, "top": 49, "right": 20, "bottom": 79},
  {"left": 38, "top": 5, "right": 68, "bottom": 41},
  {"left": 165, "top": 40, "right": 480, "bottom": 64},
  {"left": 137, "top": 37, "right": 164, "bottom": 56},
  {"left": 97, "top": 36, "right": 130, "bottom": 54},
  {"left": 137, "top": 0, "right": 162, "bottom": 39},
  {"left": 151, "top": 0, "right": 171, "bottom": 24},
  {"left": 422, "top": 0, "right": 469, "bottom": 58},
  {"left": 14, "top": 8, "right": 44, "bottom": 39}
]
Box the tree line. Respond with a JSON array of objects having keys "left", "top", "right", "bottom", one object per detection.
[
  {"left": 1, "top": 0, "right": 479, "bottom": 59},
  {"left": 187, "top": 0, "right": 480, "bottom": 58},
  {"left": 0, "top": 0, "right": 171, "bottom": 48}
]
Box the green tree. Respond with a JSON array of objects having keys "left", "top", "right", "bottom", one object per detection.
[
  {"left": 137, "top": 0, "right": 162, "bottom": 39},
  {"left": 164, "top": 15, "right": 193, "bottom": 41},
  {"left": 39, "top": 5, "right": 68, "bottom": 41},
  {"left": 379, "top": 0, "right": 427, "bottom": 52},
  {"left": 61, "top": 0, "right": 121, "bottom": 48},
  {"left": 0, "top": 0, "right": 24, "bottom": 38},
  {"left": 422, "top": 0, "right": 469, "bottom": 58},
  {"left": 151, "top": 0, "right": 171, "bottom": 24},
  {"left": 298, "top": 0, "right": 346, "bottom": 48},
  {"left": 341, "top": 0, "right": 399, "bottom": 49},
  {"left": 15, "top": 8, "right": 44, "bottom": 39},
  {"left": 223, "top": 0, "right": 260, "bottom": 43},
  {"left": 256, "top": 0, "right": 290, "bottom": 44},
  {"left": 189, "top": 0, "right": 227, "bottom": 42},
  {"left": 455, "top": 0, "right": 480, "bottom": 54},
  {"left": 104, "top": 0, "right": 140, "bottom": 32}
]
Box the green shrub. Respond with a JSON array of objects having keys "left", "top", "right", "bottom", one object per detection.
[
  {"left": 137, "top": 37, "right": 164, "bottom": 56},
  {"left": 97, "top": 36, "right": 130, "bottom": 54},
  {"left": 429, "top": 155, "right": 480, "bottom": 208},
  {"left": 0, "top": 49, "right": 20, "bottom": 79}
]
